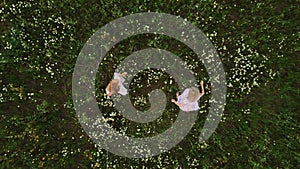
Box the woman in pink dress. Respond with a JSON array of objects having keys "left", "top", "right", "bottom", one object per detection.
[
  {"left": 171, "top": 80, "right": 205, "bottom": 112},
  {"left": 106, "top": 72, "right": 128, "bottom": 96}
]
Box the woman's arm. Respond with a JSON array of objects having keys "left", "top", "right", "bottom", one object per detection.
[
  {"left": 200, "top": 80, "right": 205, "bottom": 96},
  {"left": 121, "top": 72, "right": 127, "bottom": 77},
  {"left": 106, "top": 83, "right": 112, "bottom": 96},
  {"left": 171, "top": 99, "right": 183, "bottom": 107}
]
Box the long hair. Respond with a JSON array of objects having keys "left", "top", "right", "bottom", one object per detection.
[
  {"left": 110, "top": 80, "right": 120, "bottom": 94},
  {"left": 187, "top": 87, "right": 200, "bottom": 102}
]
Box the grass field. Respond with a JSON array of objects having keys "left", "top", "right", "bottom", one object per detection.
[{"left": 0, "top": 0, "right": 299, "bottom": 168}]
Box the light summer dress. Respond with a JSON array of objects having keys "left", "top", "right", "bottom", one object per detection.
[
  {"left": 177, "top": 88, "right": 202, "bottom": 112},
  {"left": 106, "top": 73, "right": 128, "bottom": 95}
]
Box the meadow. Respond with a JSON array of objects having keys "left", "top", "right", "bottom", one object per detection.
[{"left": 0, "top": 0, "right": 299, "bottom": 168}]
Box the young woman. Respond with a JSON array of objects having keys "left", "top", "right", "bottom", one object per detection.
[
  {"left": 106, "top": 72, "right": 128, "bottom": 96},
  {"left": 171, "top": 80, "right": 205, "bottom": 112}
]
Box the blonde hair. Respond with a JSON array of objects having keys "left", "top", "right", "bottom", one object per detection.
[
  {"left": 108, "top": 80, "right": 120, "bottom": 94},
  {"left": 187, "top": 87, "right": 200, "bottom": 102}
]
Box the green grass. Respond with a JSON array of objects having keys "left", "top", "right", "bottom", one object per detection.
[{"left": 0, "top": 0, "right": 299, "bottom": 168}]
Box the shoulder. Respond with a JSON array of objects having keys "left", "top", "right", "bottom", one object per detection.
[
  {"left": 183, "top": 88, "right": 190, "bottom": 92},
  {"left": 182, "top": 88, "right": 190, "bottom": 95},
  {"left": 113, "top": 73, "right": 125, "bottom": 82}
]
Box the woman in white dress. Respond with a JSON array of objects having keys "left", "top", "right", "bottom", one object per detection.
[
  {"left": 106, "top": 72, "right": 128, "bottom": 96},
  {"left": 171, "top": 80, "right": 205, "bottom": 112}
]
